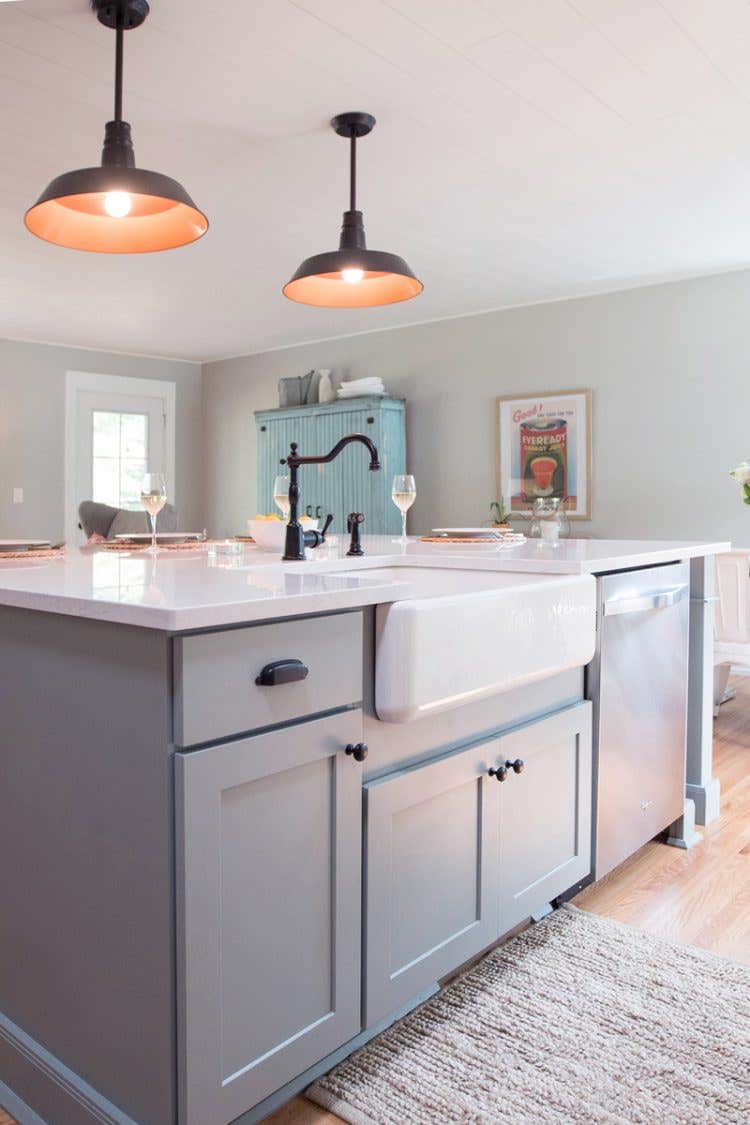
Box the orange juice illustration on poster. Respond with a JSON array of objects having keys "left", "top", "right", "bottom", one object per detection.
[{"left": 510, "top": 399, "right": 577, "bottom": 510}]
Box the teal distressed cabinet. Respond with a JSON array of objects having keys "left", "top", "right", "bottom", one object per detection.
[{"left": 255, "top": 396, "right": 406, "bottom": 534}]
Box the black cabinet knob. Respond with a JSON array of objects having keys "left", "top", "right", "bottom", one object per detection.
[
  {"left": 345, "top": 742, "right": 368, "bottom": 762},
  {"left": 488, "top": 764, "right": 508, "bottom": 782},
  {"left": 507, "top": 758, "right": 525, "bottom": 774}
]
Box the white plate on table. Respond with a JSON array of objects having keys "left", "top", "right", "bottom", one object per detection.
[
  {"left": 431, "top": 527, "right": 516, "bottom": 538},
  {"left": 0, "top": 538, "right": 51, "bottom": 552},
  {"left": 114, "top": 532, "right": 204, "bottom": 543}
]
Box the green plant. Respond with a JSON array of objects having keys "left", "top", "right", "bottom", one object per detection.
[{"left": 490, "top": 500, "right": 510, "bottom": 524}]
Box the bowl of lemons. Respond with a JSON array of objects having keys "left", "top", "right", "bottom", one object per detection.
[{"left": 248, "top": 514, "right": 318, "bottom": 552}]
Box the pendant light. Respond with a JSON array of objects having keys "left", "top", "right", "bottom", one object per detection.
[
  {"left": 283, "top": 112, "right": 422, "bottom": 308},
  {"left": 24, "top": 0, "right": 207, "bottom": 254}
]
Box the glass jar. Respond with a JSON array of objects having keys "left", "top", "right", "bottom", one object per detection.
[{"left": 529, "top": 497, "right": 570, "bottom": 540}]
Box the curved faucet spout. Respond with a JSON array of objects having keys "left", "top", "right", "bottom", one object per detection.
[{"left": 286, "top": 433, "right": 381, "bottom": 471}]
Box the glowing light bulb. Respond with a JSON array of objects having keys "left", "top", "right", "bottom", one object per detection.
[
  {"left": 104, "top": 191, "right": 132, "bottom": 219},
  {"left": 341, "top": 267, "right": 364, "bottom": 284}
]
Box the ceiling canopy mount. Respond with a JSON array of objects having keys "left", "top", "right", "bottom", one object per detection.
[
  {"left": 330, "top": 111, "right": 376, "bottom": 139},
  {"left": 91, "top": 0, "right": 150, "bottom": 31}
]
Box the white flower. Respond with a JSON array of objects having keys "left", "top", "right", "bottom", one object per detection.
[{"left": 730, "top": 461, "right": 750, "bottom": 485}]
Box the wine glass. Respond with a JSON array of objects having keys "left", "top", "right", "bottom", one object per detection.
[
  {"left": 273, "top": 474, "right": 291, "bottom": 518},
  {"left": 140, "top": 473, "right": 167, "bottom": 554},
  {"left": 392, "top": 475, "right": 416, "bottom": 541}
]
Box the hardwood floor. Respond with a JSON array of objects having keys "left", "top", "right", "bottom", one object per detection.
[{"left": 2, "top": 681, "right": 749, "bottom": 1125}]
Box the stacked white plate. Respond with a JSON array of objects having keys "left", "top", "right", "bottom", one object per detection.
[
  {"left": 0, "top": 539, "right": 51, "bottom": 552},
  {"left": 337, "top": 377, "right": 386, "bottom": 397}
]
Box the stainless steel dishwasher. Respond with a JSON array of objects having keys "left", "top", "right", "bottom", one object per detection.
[{"left": 587, "top": 561, "right": 690, "bottom": 878}]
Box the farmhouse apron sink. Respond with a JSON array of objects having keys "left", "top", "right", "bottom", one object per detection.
[{"left": 342, "top": 566, "right": 597, "bottom": 723}]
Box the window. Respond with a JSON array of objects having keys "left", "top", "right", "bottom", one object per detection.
[{"left": 92, "top": 410, "right": 149, "bottom": 509}]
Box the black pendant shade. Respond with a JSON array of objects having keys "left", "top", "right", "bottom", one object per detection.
[
  {"left": 283, "top": 113, "right": 422, "bottom": 308},
  {"left": 25, "top": 1, "right": 207, "bottom": 253}
]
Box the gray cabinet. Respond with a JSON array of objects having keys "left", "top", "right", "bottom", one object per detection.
[
  {"left": 363, "top": 703, "right": 593, "bottom": 1027},
  {"left": 363, "top": 741, "right": 501, "bottom": 1025},
  {"left": 176, "top": 710, "right": 364, "bottom": 1125},
  {"left": 497, "top": 702, "right": 592, "bottom": 933}
]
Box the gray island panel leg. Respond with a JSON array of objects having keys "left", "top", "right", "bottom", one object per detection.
[
  {"left": 686, "top": 555, "right": 721, "bottom": 825},
  {"left": 0, "top": 607, "right": 176, "bottom": 1125}
]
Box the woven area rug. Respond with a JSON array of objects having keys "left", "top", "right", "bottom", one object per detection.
[{"left": 307, "top": 906, "right": 750, "bottom": 1124}]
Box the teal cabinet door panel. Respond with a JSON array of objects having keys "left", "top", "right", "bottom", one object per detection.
[{"left": 256, "top": 397, "right": 406, "bottom": 535}]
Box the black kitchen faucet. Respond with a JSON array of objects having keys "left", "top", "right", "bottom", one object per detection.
[{"left": 281, "top": 434, "right": 381, "bottom": 561}]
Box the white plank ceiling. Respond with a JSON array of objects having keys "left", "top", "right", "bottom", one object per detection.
[{"left": 2, "top": 0, "right": 750, "bottom": 359}]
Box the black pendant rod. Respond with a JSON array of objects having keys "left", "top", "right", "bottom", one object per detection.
[
  {"left": 114, "top": 7, "right": 124, "bottom": 123},
  {"left": 349, "top": 133, "right": 356, "bottom": 212}
]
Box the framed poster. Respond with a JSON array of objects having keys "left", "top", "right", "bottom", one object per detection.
[{"left": 496, "top": 389, "right": 592, "bottom": 519}]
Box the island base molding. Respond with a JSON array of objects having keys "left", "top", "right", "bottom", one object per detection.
[
  {"left": 666, "top": 797, "right": 703, "bottom": 850},
  {"left": 0, "top": 1011, "right": 138, "bottom": 1125},
  {"left": 686, "top": 778, "right": 722, "bottom": 826},
  {"left": 0, "top": 986, "right": 439, "bottom": 1125}
]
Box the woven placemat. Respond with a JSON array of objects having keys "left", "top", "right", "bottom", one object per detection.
[
  {"left": 100, "top": 539, "right": 207, "bottom": 552},
  {"left": 0, "top": 547, "right": 66, "bottom": 560},
  {"left": 418, "top": 535, "right": 525, "bottom": 545}
]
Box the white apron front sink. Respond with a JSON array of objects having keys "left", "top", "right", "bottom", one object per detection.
[{"left": 345, "top": 566, "right": 596, "bottom": 723}]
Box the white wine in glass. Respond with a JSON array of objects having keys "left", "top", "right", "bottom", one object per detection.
[
  {"left": 392, "top": 475, "right": 416, "bottom": 541},
  {"left": 140, "top": 472, "right": 167, "bottom": 554},
  {"left": 273, "top": 474, "right": 291, "bottom": 518}
]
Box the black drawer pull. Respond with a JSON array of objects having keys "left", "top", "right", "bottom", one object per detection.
[
  {"left": 488, "top": 764, "right": 508, "bottom": 782},
  {"left": 345, "top": 742, "right": 368, "bottom": 762},
  {"left": 255, "top": 659, "right": 309, "bottom": 687}
]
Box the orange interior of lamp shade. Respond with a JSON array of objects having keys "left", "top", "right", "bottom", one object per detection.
[
  {"left": 284, "top": 270, "right": 423, "bottom": 308},
  {"left": 25, "top": 192, "right": 208, "bottom": 253}
]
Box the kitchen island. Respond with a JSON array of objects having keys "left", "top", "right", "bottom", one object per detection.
[{"left": 0, "top": 537, "right": 727, "bottom": 1125}]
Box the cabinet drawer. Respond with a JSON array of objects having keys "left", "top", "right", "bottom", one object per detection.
[{"left": 174, "top": 611, "right": 363, "bottom": 747}]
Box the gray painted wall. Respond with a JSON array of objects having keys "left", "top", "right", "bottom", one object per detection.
[
  {"left": 0, "top": 338, "right": 203, "bottom": 539},
  {"left": 202, "top": 269, "right": 750, "bottom": 545}
]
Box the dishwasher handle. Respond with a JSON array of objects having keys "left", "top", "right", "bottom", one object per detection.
[{"left": 602, "top": 584, "right": 688, "bottom": 617}]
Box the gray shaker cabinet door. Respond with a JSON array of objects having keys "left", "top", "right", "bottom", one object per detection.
[
  {"left": 497, "top": 702, "right": 592, "bottom": 933},
  {"left": 363, "top": 741, "right": 501, "bottom": 1027},
  {"left": 176, "top": 710, "right": 363, "bottom": 1125}
]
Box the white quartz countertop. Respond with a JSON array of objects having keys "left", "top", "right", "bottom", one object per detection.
[{"left": 0, "top": 536, "right": 729, "bottom": 631}]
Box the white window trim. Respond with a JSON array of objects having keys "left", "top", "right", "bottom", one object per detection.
[{"left": 65, "top": 371, "right": 176, "bottom": 542}]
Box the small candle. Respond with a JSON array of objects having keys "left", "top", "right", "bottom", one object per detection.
[{"left": 208, "top": 539, "right": 244, "bottom": 557}]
